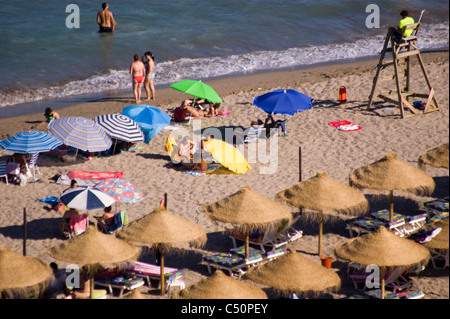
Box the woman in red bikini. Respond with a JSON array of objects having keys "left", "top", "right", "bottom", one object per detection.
[{"left": 129, "top": 54, "right": 146, "bottom": 104}]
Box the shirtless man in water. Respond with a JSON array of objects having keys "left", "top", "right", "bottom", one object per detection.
[
  {"left": 130, "top": 54, "right": 146, "bottom": 104},
  {"left": 97, "top": 3, "right": 116, "bottom": 32}
]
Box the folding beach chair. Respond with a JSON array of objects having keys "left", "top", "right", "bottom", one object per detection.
[{"left": 0, "top": 161, "right": 8, "bottom": 185}]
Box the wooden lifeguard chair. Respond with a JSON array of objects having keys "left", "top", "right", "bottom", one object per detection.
[{"left": 367, "top": 22, "right": 441, "bottom": 118}]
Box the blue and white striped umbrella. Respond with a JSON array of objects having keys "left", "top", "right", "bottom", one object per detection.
[
  {"left": 94, "top": 113, "right": 144, "bottom": 143},
  {"left": 60, "top": 186, "right": 115, "bottom": 211},
  {"left": 48, "top": 117, "right": 112, "bottom": 152},
  {"left": 0, "top": 131, "right": 62, "bottom": 154}
]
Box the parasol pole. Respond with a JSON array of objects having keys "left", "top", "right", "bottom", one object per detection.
[
  {"left": 318, "top": 211, "right": 323, "bottom": 256},
  {"left": 23, "top": 208, "right": 27, "bottom": 256},
  {"left": 298, "top": 147, "right": 302, "bottom": 182},
  {"left": 159, "top": 245, "right": 165, "bottom": 295},
  {"left": 380, "top": 267, "right": 386, "bottom": 299},
  {"left": 90, "top": 276, "right": 94, "bottom": 299},
  {"left": 389, "top": 190, "right": 394, "bottom": 222}
]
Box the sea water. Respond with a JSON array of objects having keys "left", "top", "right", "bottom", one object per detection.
[{"left": 0, "top": 0, "right": 448, "bottom": 118}]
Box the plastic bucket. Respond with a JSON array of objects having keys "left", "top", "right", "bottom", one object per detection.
[
  {"left": 339, "top": 86, "right": 347, "bottom": 104},
  {"left": 320, "top": 257, "right": 333, "bottom": 269}
]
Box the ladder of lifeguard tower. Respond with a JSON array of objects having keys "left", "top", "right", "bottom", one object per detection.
[{"left": 367, "top": 23, "right": 441, "bottom": 118}]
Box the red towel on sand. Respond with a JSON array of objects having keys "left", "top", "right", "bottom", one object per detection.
[
  {"left": 68, "top": 170, "right": 125, "bottom": 180},
  {"left": 328, "top": 120, "right": 362, "bottom": 132}
]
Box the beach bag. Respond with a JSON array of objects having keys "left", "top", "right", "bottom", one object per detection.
[
  {"left": 6, "top": 162, "right": 20, "bottom": 175},
  {"left": 173, "top": 107, "right": 188, "bottom": 122}
]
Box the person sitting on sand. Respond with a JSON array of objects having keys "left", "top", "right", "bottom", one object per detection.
[
  {"left": 94, "top": 206, "right": 115, "bottom": 231},
  {"left": 64, "top": 266, "right": 91, "bottom": 299},
  {"left": 177, "top": 136, "right": 196, "bottom": 161},
  {"left": 44, "top": 108, "right": 60, "bottom": 123},
  {"left": 60, "top": 208, "right": 79, "bottom": 236}
]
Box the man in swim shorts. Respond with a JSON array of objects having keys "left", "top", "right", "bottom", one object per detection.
[
  {"left": 97, "top": 3, "right": 116, "bottom": 33},
  {"left": 130, "top": 54, "right": 146, "bottom": 104}
]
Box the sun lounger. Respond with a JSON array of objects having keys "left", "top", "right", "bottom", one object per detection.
[
  {"left": 230, "top": 246, "right": 286, "bottom": 261},
  {"left": 424, "top": 197, "right": 449, "bottom": 221},
  {"left": 94, "top": 276, "right": 145, "bottom": 297},
  {"left": 370, "top": 209, "right": 428, "bottom": 236},
  {"left": 346, "top": 216, "right": 406, "bottom": 237},
  {"left": 202, "top": 252, "right": 264, "bottom": 279},
  {"left": 364, "top": 289, "right": 424, "bottom": 299},
  {"left": 0, "top": 161, "right": 8, "bottom": 185},
  {"left": 229, "top": 217, "right": 303, "bottom": 251},
  {"left": 125, "top": 261, "right": 184, "bottom": 291}
]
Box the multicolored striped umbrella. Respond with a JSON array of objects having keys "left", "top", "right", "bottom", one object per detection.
[
  {"left": 0, "top": 131, "right": 62, "bottom": 154},
  {"left": 48, "top": 117, "right": 112, "bottom": 152},
  {"left": 94, "top": 178, "right": 144, "bottom": 203},
  {"left": 94, "top": 113, "right": 144, "bottom": 143}
]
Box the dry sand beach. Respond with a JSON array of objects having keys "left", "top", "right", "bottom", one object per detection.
[{"left": 0, "top": 51, "right": 448, "bottom": 300}]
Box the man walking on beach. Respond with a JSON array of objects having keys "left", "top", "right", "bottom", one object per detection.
[{"left": 97, "top": 3, "right": 116, "bottom": 32}]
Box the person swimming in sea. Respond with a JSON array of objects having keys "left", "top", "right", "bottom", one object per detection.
[{"left": 129, "top": 54, "right": 146, "bottom": 104}]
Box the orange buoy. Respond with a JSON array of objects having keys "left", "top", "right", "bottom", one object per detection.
[{"left": 339, "top": 86, "right": 347, "bottom": 104}]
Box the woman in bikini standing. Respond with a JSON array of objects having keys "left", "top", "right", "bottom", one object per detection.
[
  {"left": 129, "top": 54, "right": 146, "bottom": 104},
  {"left": 143, "top": 51, "right": 156, "bottom": 101}
]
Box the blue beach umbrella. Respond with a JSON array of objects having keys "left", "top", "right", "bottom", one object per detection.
[
  {"left": 122, "top": 105, "right": 172, "bottom": 143},
  {"left": 0, "top": 131, "right": 62, "bottom": 154},
  {"left": 253, "top": 89, "right": 314, "bottom": 116},
  {"left": 60, "top": 186, "right": 115, "bottom": 211},
  {"left": 48, "top": 117, "right": 112, "bottom": 152}
]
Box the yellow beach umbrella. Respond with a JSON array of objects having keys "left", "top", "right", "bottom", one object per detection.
[{"left": 204, "top": 139, "right": 251, "bottom": 174}]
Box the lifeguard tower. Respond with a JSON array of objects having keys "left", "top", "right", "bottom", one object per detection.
[{"left": 367, "top": 20, "right": 441, "bottom": 118}]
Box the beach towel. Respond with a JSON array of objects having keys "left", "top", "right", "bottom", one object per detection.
[
  {"left": 69, "top": 214, "right": 88, "bottom": 235},
  {"left": 328, "top": 120, "right": 362, "bottom": 132},
  {"left": 36, "top": 196, "right": 59, "bottom": 205},
  {"left": 217, "top": 110, "right": 231, "bottom": 116},
  {"left": 67, "top": 170, "right": 125, "bottom": 180}
]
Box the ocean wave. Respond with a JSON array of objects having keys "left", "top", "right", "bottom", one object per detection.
[{"left": 0, "top": 22, "right": 447, "bottom": 108}]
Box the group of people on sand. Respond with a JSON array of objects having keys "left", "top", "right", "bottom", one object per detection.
[
  {"left": 173, "top": 99, "right": 221, "bottom": 122},
  {"left": 129, "top": 52, "right": 156, "bottom": 104}
]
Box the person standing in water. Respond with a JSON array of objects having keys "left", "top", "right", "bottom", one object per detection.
[
  {"left": 129, "top": 54, "right": 146, "bottom": 104},
  {"left": 143, "top": 51, "right": 156, "bottom": 101},
  {"left": 97, "top": 3, "right": 116, "bottom": 33}
]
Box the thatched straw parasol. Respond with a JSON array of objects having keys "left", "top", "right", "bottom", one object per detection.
[
  {"left": 0, "top": 246, "right": 53, "bottom": 298},
  {"left": 245, "top": 249, "right": 341, "bottom": 298},
  {"left": 173, "top": 270, "right": 267, "bottom": 299},
  {"left": 418, "top": 143, "right": 449, "bottom": 169},
  {"left": 423, "top": 219, "right": 449, "bottom": 250},
  {"left": 46, "top": 225, "right": 141, "bottom": 299},
  {"left": 349, "top": 153, "right": 435, "bottom": 222},
  {"left": 117, "top": 206, "right": 207, "bottom": 295},
  {"left": 334, "top": 226, "right": 430, "bottom": 299},
  {"left": 276, "top": 172, "right": 368, "bottom": 256},
  {"left": 202, "top": 185, "right": 293, "bottom": 258}
]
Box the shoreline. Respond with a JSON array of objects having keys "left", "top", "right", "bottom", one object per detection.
[{"left": 1, "top": 50, "right": 448, "bottom": 139}]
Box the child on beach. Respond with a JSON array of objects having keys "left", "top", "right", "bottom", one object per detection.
[
  {"left": 44, "top": 108, "right": 60, "bottom": 123},
  {"left": 143, "top": 51, "right": 156, "bottom": 101}
]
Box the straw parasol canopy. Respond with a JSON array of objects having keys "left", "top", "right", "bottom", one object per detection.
[
  {"left": 334, "top": 226, "right": 430, "bottom": 299},
  {"left": 245, "top": 250, "right": 341, "bottom": 298},
  {"left": 173, "top": 270, "right": 268, "bottom": 299},
  {"left": 422, "top": 219, "right": 449, "bottom": 250},
  {"left": 0, "top": 246, "right": 53, "bottom": 298},
  {"left": 418, "top": 143, "right": 449, "bottom": 169},
  {"left": 202, "top": 185, "right": 293, "bottom": 257},
  {"left": 276, "top": 172, "right": 369, "bottom": 255},
  {"left": 349, "top": 153, "right": 435, "bottom": 221},
  {"left": 117, "top": 206, "right": 207, "bottom": 295},
  {"left": 46, "top": 225, "right": 141, "bottom": 267},
  {"left": 46, "top": 225, "right": 141, "bottom": 299}
]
